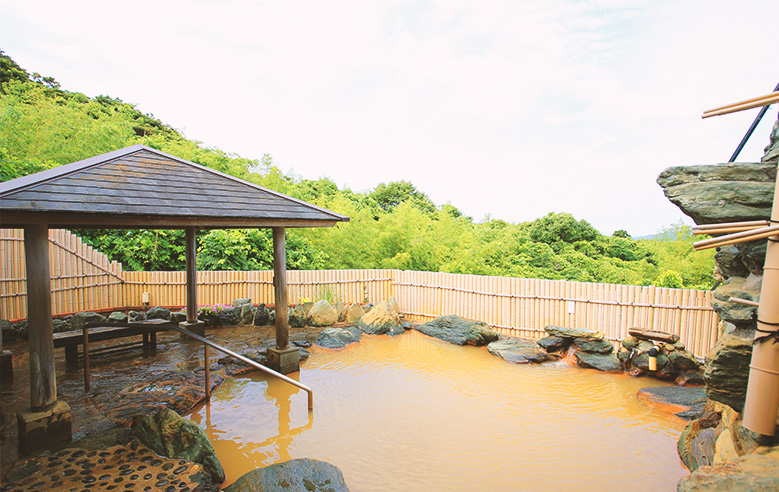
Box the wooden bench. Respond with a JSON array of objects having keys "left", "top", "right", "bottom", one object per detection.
[{"left": 53, "top": 319, "right": 175, "bottom": 365}]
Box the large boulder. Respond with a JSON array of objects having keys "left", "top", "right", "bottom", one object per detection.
[
  {"left": 572, "top": 337, "right": 614, "bottom": 354},
  {"left": 537, "top": 336, "right": 571, "bottom": 352},
  {"left": 388, "top": 296, "right": 399, "bottom": 314},
  {"left": 289, "top": 304, "right": 308, "bottom": 328},
  {"left": 711, "top": 275, "right": 761, "bottom": 326},
  {"left": 704, "top": 333, "right": 753, "bottom": 412},
  {"left": 357, "top": 301, "right": 404, "bottom": 335},
  {"left": 1, "top": 319, "right": 17, "bottom": 341},
  {"left": 238, "top": 303, "right": 255, "bottom": 325},
  {"left": 223, "top": 458, "right": 350, "bottom": 492},
  {"left": 217, "top": 309, "right": 239, "bottom": 327},
  {"left": 544, "top": 325, "right": 604, "bottom": 340},
  {"left": 232, "top": 298, "right": 251, "bottom": 308},
  {"left": 657, "top": 162, "right": 775, "bottom": 225},
  {"left": 415, "top": 315, "right": 499, "bottom": 346},
  {"left": 146, "top": 306, "right": 171, "bottom": 321},
  {"left": 488, "top": 339, "right": 554, "bottom": 364},
  {"left": 51, "top": 318, "right": 71, "bottom": 333},
  {"left": 344, "top": 303, "right": 365, "bottom": 324},
  {"left": 714, "top": 245, "right": 750, "bottom": 279},
  {"left": 334, "top": 302, "right": 346, "bottom": 322},
  {"left": 107, "top": 311, "right": 128, "bottom": 324},
  {"left": 131, "top": 408, "right": 225, "bottom": 484},
  {"left": 573, "top": 351, "right": 623, "bottom": 372},
  {"left": 308, "top": 300, "right": 338, "bottom": 327},
  {"left": 253, "top": 304, "right": 270, "bottom": 326},
  {"left": 677, "top": 453, "right": 779, "bottom": 492},
  {"left": 70, "top": 311, "right": 107, "bottom": 331},
  {"left": 316, "top": 327, "right": 362, "bottom": 349}
]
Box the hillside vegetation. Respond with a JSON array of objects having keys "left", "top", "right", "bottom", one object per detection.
[{"left": 0, "top": 51, "right": 714, "bottom": 289}]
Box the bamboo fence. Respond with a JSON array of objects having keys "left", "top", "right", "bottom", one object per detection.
[{"left": 0, "top": 228, "right": 720, "bottom": 357}]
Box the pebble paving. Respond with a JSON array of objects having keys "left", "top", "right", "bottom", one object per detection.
[{"left": 0, "top": 441, "right": 205, "bottom": 492}]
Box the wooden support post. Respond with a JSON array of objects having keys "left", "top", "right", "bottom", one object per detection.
[
  {"left": 18, "top": 224, "right": 71, "bottom": 453},
  {"left": 83, "top": 324, "right": 90, "bottom": 392},
  {"left": 185, "top": 227, "right": 197, "bottom": 323},
  {"left": 24, "top": 224, "right": 56, "bottom": 410},
  {"left": 273, "top": 227, "right": 289, "bottom": 350}
]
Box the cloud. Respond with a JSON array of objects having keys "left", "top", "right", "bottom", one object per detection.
[{"left": 1, "top": 0, "right": 777, "bottom": 236}]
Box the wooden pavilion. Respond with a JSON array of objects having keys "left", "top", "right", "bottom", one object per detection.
[{"left": 0, "top": 144, "right": 349, "bottom": 451}]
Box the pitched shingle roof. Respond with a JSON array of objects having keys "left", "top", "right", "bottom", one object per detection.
[{"left": 0, "top": 145, "right": 349, "bottom": 228}]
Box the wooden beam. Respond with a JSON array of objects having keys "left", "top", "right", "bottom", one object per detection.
[
  {"left": 0, "top": 212, "right": 344, "bottom": 229},
  {"left": 185, "top": 227, "right": 197, "bottom": 323},
  {"left": 273, "top": 227, "right": 289, "bottom": 350},
  {"left": 24, "top": 224, "right": 57, "bottom": 410}
]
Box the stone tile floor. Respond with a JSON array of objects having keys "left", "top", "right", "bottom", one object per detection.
[{"left": 0, "top": 324, "right": 325, "bottom": 482}]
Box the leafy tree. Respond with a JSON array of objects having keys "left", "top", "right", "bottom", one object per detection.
[
  {"left": 527, "top": 212, "right": 600, "bottom": 250},
  {"left": 369, "top": 181, "right": 436, "bottom": 214}
]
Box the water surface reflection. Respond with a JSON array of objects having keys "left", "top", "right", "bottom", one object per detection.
[{"left": 188, "top": 331, "right": 687, "bottom": 491}]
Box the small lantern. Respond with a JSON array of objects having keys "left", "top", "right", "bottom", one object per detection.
[{"left": 142, "top": 292, "right": 150, "bottom": 310}]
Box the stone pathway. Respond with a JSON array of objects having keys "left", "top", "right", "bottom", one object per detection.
[{"left": 1, "top": 441, "right": 212, "bottom": 492}]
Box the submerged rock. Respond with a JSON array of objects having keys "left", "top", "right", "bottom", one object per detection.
[
  {"left": 132, "top": 408, "right": 225, "bottom": 483},
  {"left": 224, "top": 458, "right": 349, "bottom": 492},
  {"left": 638, "top": 386, "right": 707, "bottom": 421},
  {"left": 416, "top": 315, "right": 499, "bottom": 346},
  {"left": 488, "top": 338, "right": 555, "bottom": 364},
  {"left": 357, "top": 301, "right": 404, "bottom": 335},
  {"left": 316, "top": 327, "right": 362, "bottom": 349}
]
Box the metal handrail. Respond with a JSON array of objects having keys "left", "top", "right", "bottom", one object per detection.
[{"left": 170, "top": 324, "right": 313, "bottom": 410}]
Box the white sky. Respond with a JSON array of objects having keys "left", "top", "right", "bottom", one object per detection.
[{"left": 1, "top": 0, "right": 777, "bottom": 237}]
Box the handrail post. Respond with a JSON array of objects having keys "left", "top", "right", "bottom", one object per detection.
[
  {"left": 170, "top": 324, "right": 313, "bottom": 411},
  {"left": 204, "top": 344, "right": 210, "bottom": 401}
]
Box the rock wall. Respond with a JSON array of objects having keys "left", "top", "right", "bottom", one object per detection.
[{"left": 657, "top": 112, "right": 779, "bottom": 488}]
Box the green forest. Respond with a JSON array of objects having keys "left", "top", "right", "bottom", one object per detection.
[{"left": 0, "top": 51, "right": 715, "bottom": 289}]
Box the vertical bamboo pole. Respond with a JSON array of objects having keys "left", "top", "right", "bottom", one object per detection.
[{"left": 743, "top": 167, "right": 779, "bottom": 434}]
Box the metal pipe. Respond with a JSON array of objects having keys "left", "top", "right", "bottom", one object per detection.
[
  {"left": 170, "top": 324, "right": 313, "bottom": 410},
  {"left": 728, "top": 82, "right": 779, "bottom": 162},
  {"left": 204, "top": 345, "right": 210, "bottom": 401}
]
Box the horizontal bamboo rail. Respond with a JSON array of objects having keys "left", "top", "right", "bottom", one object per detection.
[{"left": 703, "top": 91, "right": 779, "bottom": 118}]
